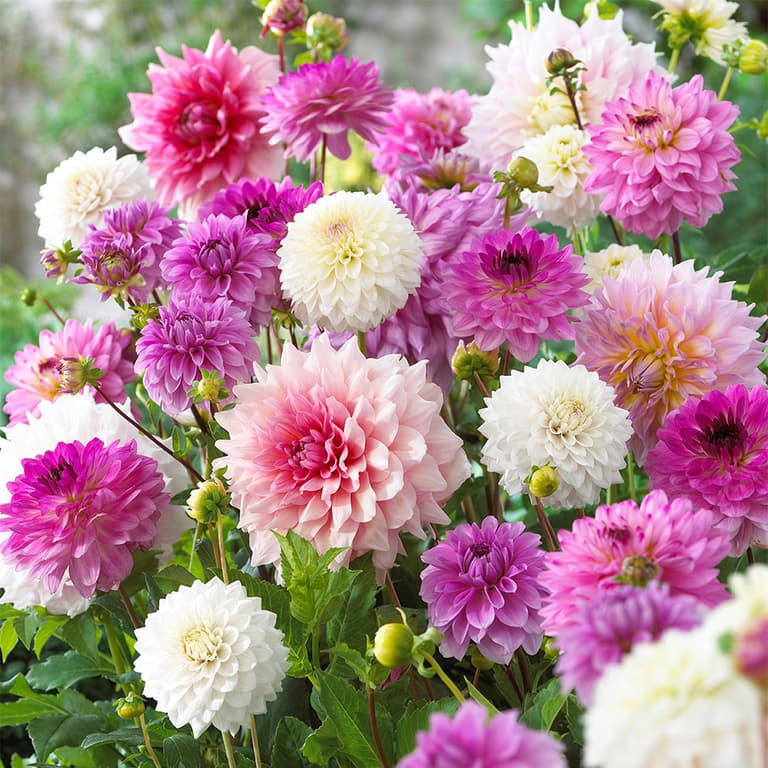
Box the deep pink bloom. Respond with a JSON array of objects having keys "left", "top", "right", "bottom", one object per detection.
[
  {"left": 119, "top": 31, "right": 283, "bottom": 217},
  {"left": 0, "top": 438, "right": 167, "bottom": 597},
  {"left": 421, "top": 517, "right": 547, "bottom": 663},
  {"left": 584, "top": 71, "right": 740, "bottom": 239},
  {"left": 555, "top": 583, "right": 703, "bottom": 705},
  {"left": 540, "top": 490, "right": 731, "bottom": 635},
  {"left": 3, "top": 319, "right": 135, "bottom": 426},
  {"left": 646, "top": 385, "right": 768, "bottom": 555},
  {"left": 260, "top": 56, "right": 393, "bottom": 162},
  {"left": 396, "top": 701, "right": 565, "bottom": 768},
  {"left": 135, "top": 295, "right": 258, "bottom": 416},
  {"left": 445, "top": 228, "right": 590, "bottom": 361}
]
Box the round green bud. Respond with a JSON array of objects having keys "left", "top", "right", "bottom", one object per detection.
[
  {"left": 20, "top": 288, "right": 37, "bottom": 307},
  {"left": 373, "top": 622, "right": 415, "bottom": 669},
  {"left": 740, "top": 39, "right": 768, "bottom": 75},
  {"left": 528, "top": 466, "right": 560, "bottom": 499},
  {"left": 468, "top": 644, "right": 495, "bottom": 671},
  {"left": 116, "top": 693, "right": 145, "bottom": 719},
  {"left": 542, "top": 637, "right": 559, "bottom": 660},
  {"left": 507, "top": 156, "right": 540, "bottom": 189},
  {"left": 546, "top": 47, "right": 578, "bottom": 75},
  {"left": 451, "top": 340, "right": 500, "bottom": 382},
  {"left": 186, "top": 477, "right": 229, "bottom": 525},
  {"left": 306, "top": 12, "right": 348, "bottom": 53}
]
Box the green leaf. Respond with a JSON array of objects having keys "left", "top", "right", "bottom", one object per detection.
[
  {"left": 12, "top": 610, "right": 42, "bottom": 650},
  {"left": 302, "top": 717, "right": 338, "bottom": 767},
  {"left": 270, "top": 716, "right": 313, "bottom": 768},
  {"left": 81, "top": 728, "right": 144, "bottom": 750},
  {"left": 163, "top": 733, "right": 202, "bottom": 768},
  {"left": 33, "top": 614, "right": 69, "bottom": 658},
  {"left": 0, "top": 699, "right": 65, "bottom": 727},
  {"left": 27, "top": 650, "right": 114, "bottom": 690},
  {"left": 60, "top": 612, "right": 101, "bottom": 660},
  {"left": 327, "top": 566, "right": 378, "bottom": 651},
  {"left": 520, "top": 677, "right": 567, "bottom": 732},
  {"left": 748, "top": 266, "right": 768, "bottom": 303},
  {"left": 394, "top": 699, "right": 459, "bottom": 760},
  {"left": 0, "top": 617, "right": 19, "bottom": 661},
  {"left": 29, "top": 714, "right": 106, "bottom": 762},
  {"left": 0, "top": 673, "right": 69, "bottom": 713},
  {"left": 464, "top": 678, "right": 499, "bottom": 715},
  {"left": 329, "top": 642, "right": 370, "bottom": 683}
]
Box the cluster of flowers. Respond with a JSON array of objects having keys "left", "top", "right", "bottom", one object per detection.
[{"left": 2, "top": 0, "right": 767, "bottom": 766}]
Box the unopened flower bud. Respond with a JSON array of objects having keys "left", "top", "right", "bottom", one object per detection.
[
  {"left": 373, "top": 622, "right": 415, "bottom": 668},
  {"left": 306, "top": 12, "right": 348, "bottom": 55},
  {"left": 507, "top": 156, "right": 540, "bottom": 190},
  {"left": 260, "top": 0, "right": 307, "bottom": 38},
  {"left": 130, "top": 303, "right": 160, "bottom": 332},
  {"left": 186, "top": 477, "right": 230, "bottom": 525},
  {"left": 56, "top": 356, "right": 104, "bottom": 394},
  {"left": 528, "top": 466, "right": 560, "bottom": 498},
  {"left": 542, "top": 637, "right": 559, "bottom": 659},
  {"left": 20, "top": 288, "right": 37, "bottom": 307},
  {"left": 739, "top": 39, "right": 768, "bottom": 75},
  {"left": 468, "top": 644, "right": 495, "bottom": 671},
  {"left": 188, "top": 369, "right": 230, "bottom": 405},
  {"left": 116, "top": 692, "right": 145, "bottom": 719},
  {"left": 620, "top": 555, "right": 659, "bottom": 587},
  {"left": 451, "top": 341, "right": 500, "bottom": 381},
  {"left": 39, "top": 240, "right": 81, "bottom": 282},
  {"left": 546, "top": 48, "right": 578, "bottom": 75}
]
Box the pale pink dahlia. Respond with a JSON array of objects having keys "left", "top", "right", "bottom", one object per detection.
[
  {"left": 584, "top": 71, "right": 740, "bottom": 239},
  {"left": 214, "top": 334, "right": 469, "bottom": 576},
  {"left": 575, "top": 252, "right": 765, "bottom": 464},
  {"left": 539, "top": 489, "right": 731, "bottom": 636},
  {"left": 119, "top": 31, "right": 283, "bottom": 218},
  {"left": 645, "top": 385, "right": 768, "bottom": 555},
  {"left": 260, "top": 56, "right": 393, "bottom": 162},
  {"left": 445, "top": 228, "right": 590, "bottom": 361},
  {"left": 134, "top": 296, "right": 259, "bottom": 416},
  {"left": 3, "top": 319, "right": 135, "bottom": 426},
  {"left": 420, "top": 517, "right": 547, "bottom": 663}
]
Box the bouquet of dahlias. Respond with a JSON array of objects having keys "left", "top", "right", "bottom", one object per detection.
[{"left": 1, "top": 1, "right": 767, "bottom": 766}]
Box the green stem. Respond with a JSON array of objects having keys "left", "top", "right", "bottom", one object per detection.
[
  {"left": 319, "top": 134, "right": 328, "bottom": 187},
  {"left": 102, "top": 617, "right": 129, "bottom": 676},
  {"left": 672, "top": 230, "right": 682, "bottom": 265},
  {"left": 118, "top": 585, "right": 142, "bottom": 630},
  {"left": 217, "top": 511, "right": 229, "bottom": 585},
  {"left": 524, "top": 0, "right": 534, "bottom": 30},
  {"left": 139, "top": 713, "right": 163, "bottom": 768},
  {"left": 627, "top": 452, "right": 637, "bottom": 502},
  {"left": 667, "top": 47, "right": 680, "bottom": 75},
  {"left": 357, "top": 330, "right": 367, "bottom": 355},
  {"left": 718, "top": 66, "right": 734, "bottom": 101},
  {"left": 473, "top": 371, "right": 491, "bottom": 399},
  {"left": 533, "top": 497, "right": 560, "bottom": 551},
  {"left": 249, "top": 714, "right": 262, "bottom": 768},
  {"left": 189, "top": 522, "right": 202, "bottom": 571},
  {"left": 421, "top": 653, "right": 464, "bottom": 704},
  {"left": 312, "top": 630, "right": 321, "bottom": 674},
  {"left": 41, "top": 297, "right": 66, "bottom": 326},
  {"left": 222, "top": 730, "right": 237, "bottom": 768},
  {"left": 367, "top": 686, "right": 391, "bottom": 768},
  {"left": 504, "top": 197, "right": 511, "bottom": 229}
]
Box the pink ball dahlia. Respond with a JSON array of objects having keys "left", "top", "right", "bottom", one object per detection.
[
  {"left": 539, "top": 489, "right": 731, "bottom": 636},
  {"left": 3, "top": 318, "right": 135, "bottom": 426},
  {"left": 135, "top": 295, "right": 259, "bottom": 416},
  {"left": 575, "top": 252, "right": 765, "bottom": 464},
  {"left": 420, "top": 516, "right": 547, "bottom": 663},
  {"left": 119, "top": 31, "right": 283, "bottom": 218},
  {"left": 445, "top": 228, "right": 590, "bottom": 361},
  {"left": 584, "top": 71, "right": 740, "bottom": 239},
  {"left": 260, "top": 56, "right": 393, "bottom": 162},
  {"left": 0, "top": 437, "right": 167, "bottom": 597},
  {"left": 396, "top": 701, "right": 565, "bottom": 768},
  {"left": 214, "top": 334, "right": 469, "bottom": 576},
  {"left": 645, "top": 385, "right": 768, "bottom": 555}
]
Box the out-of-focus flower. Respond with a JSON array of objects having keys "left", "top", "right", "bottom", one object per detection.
[
  {"left": 260, "top": 0, "right": 307, "bottom": 38},
  {"left": 582, "top": 243, "right": 651, "bottom": 294},
  {"left": 305, "top": 13, "right": 348, "bottom": 59},
  {"left": 739, "top": 38, "right": 768, "bottom": 75}
]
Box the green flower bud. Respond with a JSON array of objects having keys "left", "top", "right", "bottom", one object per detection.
[
  {"left": 188, "top": 369, "right": 230, "bottom": 404},
  {"left": 306, "top": 12, "right": 348, "bottom": 57},
  {"left": 186, "top": 477, "right": 230, "bottom": 525},
  {"left": 451, "top": 341, "right": 500, "bottom": 382},
  {"left": 130, "top": 303, "right": 160, "bottom": 332},
  {"left": 528, "top": 466, "right": 560, "bottom": 499},
  {"left": 620, "top": 555, "right": 659, "bottom": 587},
  {"left": 507, "top": 156, "right": 540, "bottom": 190},
  {"left": 739, "top": 39, "right": 768, "bottom": 75},
  {"left": 56, "top": 356, "right": 104, "bottom": 394},
  {"left": 373, "top": 622, "right": 415, "bottom": 668},
  {"left": 546, "top": 48, "right": 579, "bottom": 76},
  {"left": 468, "top": 644, "right": 495, "bottom": 671},
  {"left": 20, "top": 288, "right": 37, "bottom": 307},
  {"left": 542, "top": 637, "right": 559, "bottom": 659},
  {"left": 116, "top": 692, "right": 145, "bottom": 719}
]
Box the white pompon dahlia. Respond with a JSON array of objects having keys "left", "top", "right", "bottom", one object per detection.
[
  {"left": 479, "top": 360, "right": 633, "bottom": 509},
  {"left": 134, "top": 578, "right": 289, "bottom": 737},
  {"left": 277, "top": 191, "right": 423, "bottom": 333}
]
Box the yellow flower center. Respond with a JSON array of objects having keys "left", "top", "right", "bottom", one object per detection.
[
  {"left": 547, "top": 397, "right": 589, "bottom": 437},
  {"left": 182, "top": 625, "right": 223, "bottom": 663}
]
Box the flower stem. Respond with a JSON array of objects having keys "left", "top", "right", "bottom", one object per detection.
[
  {"left": 515, "top": 648, "right": 531, "bottom": 696},
  {"left": 421, "top": 652, "right": 464, "bottom": 704},
  {"left": 357, "top": 330, "right": 367, "bottom": 355},
  {"left": 367, "top": 686, "right": 391, "bottom": 768},
  {"left": 503, "top": 197, "right": 511, "bottom": 229},
  {"left": 278, "top": 35, "right": 286, "bottom": 75},
  {"left": 319, "top": 134, "right": 328, "bottom": 187},
  {"left": 524, "top": 0, "right": 534, "bottom": 30},
  {"left": 747, "top": 547, "right": 755, "bottom": 565},
  {"left": 672, "top": 230, "right": 682, "bottom": 265},
  {"left": 41, "top": 297, "right": 66, "bottom": 326},
  {"left": 139, "top": 712, "right": 163, "bottom": 768},
  {"left": 190, "top": 403, "right": 210, "bottom": 437},
  {"left": 101, "top": 616, "right": 129, "bottom": 676},
  {"left": 473, "top": 371, "right": 491, "bottom": 399},
  {"left": 222, "top": 730, "right": 237, "bottom": 768},
  {"left": 504, "top": 663, "right": 524, "bottom": 705},
  {"left": 667, "top": 47, "right": 680, "bottom": 76},
  {"left": 385, "top": 572, "right": 403, "bottom": 609},
  {"left": 249, "top": 714, "right": 262, "bottom": 768},
  {"left": 533, "top": 497, "right": 560, "bottom": 551},
  {"left": 718, "top": 66, "right": 734, "bottom": 101},
  {"left": 118, "top": 585, "right": 142, "bottom": 630},
  {"left": 607, "top": 215, "right": 624, "bottom": 246},
  {"left": 217, "top": 511, "right": 229, "bottom": 584},
  {"left": 627, "top": 452, "right": 637, "bottom": 502}
]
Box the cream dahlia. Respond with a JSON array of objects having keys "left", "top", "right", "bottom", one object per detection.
[{"left": 582, "top": 244, "right": 651, "bottom": 295}]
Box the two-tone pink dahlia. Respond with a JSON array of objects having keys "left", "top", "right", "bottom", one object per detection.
[
  {"left": 575, "top": 252, "right": 765, "bottom": 464},
  {"left": 445, "top": 228, "right": 589, "bottom": 361},
  {"left": 420, "top": 517, "right": 547, "bottom": 663},
  {"left": 3, "top": 318, "right": 135, "bottom": 426},
  {"left": 645, "top": 385, "right": 768, "bottom": 555},
  {"left": 119, "top": 31, "right": 283, "bottom": 218},
  {"left": 214, "top": 334, "right": 469, "bottom": 576},
  {"left": 260, "top": 55, "right": 393, "bottom": 162},
  {"left": 135, "top": 295, "right": 258, "bottom": 416},
  {"left": 539, "top": 489, "right": 731, "bottom": 636},
  {"left": 584, "top": 70, "right": 740, "bottom": 239}
]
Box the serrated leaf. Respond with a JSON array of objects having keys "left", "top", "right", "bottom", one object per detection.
[
  {"left": 520, "top": 677, "right": 567, "bottom": 732},
  {"left": 27, "top": 650, "right": 114, "bottom": 690},
  {"left": 327, "top": 566, "right": 378, "bottom": 652},
  {"left": 0, "top": 617, "right": 19, "bottom": 661},
  {"left": 270, "top": 716, "right": 313, "bottom": 768},
  {"left": 394, "top": 698, "right": 459, "bottom": 759},
  {"left": 29, "top": 714, "right": 106, "bottom": 761},
  {"left": 302, "top": 717, "right": 338, "bottom": 767},
  {"left": 60, "top": 613, "right": 100, "bottom": 660},
  {"left": 0, "top": 673, "right": 68, "bottom": 713},
  {"left": 81, "top": 727, "right": 144, "bottom": 750},
  {"left": 0, "top": 699, "right": 64, "bottom": 727},
  {"left": 329, "top": 642, "right": 370, "bottom": 683},
  {"left": 13, "top": 609, "right": 42, "bottom": 650},
  {"left": 163, "top": 733, "right": 201, "bottom": 768},
  {"left": 33, "top": 614, "right": 69, "bottom": 658}
]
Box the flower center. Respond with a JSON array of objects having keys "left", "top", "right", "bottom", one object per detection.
[
  {"left": 490, "top": 245, "right": 534, "bottom": 289},
  {"left": 547, "top": 397, "right": 589, "bottom": 437},
  {"left": 621, "top": 555, "right": 659, "bottom": 586},
  {"left": 702, "top": 414, "right": 745, "bottom": 463},
  {"left": 471, "top": 542, "right": 491, "bottom": 559},
  {"left": 627, "top": 352, "right": 666, "bottom": 394},
  {"left": 182, "top": 625, "right": 223, "bottom": 663},
  {"left": 628, "top": 108, "right": 672, "bottom": 151},
  {"left": 176, "top": 101, "right": 220, "bottom": 144},
  {"left": 199, "top": 238, "right": 232, "bottom": 275},
  {"left": 326, "top": 219, "right": 364, "bottom": 263}
]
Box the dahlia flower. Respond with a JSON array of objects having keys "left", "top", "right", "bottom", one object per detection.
[
  {"left": 134, "top": 295, "right": 259, "bottom": 416},
  {"left": 555, "top": 583, "right": 703, "bottom": 705},
  {"left": 583, "top": 70, "right": 740, "bottom": 239},
  {"left": 278, "top": 191, "right": 424, "bottom": 333},
  {"left": 260, "top": 56, "right": 393, "bottom": 163},
  {"left": 575, "top": 252, "right": 765, "bottom": 464},
  {"left": 397, "top": 149, "right": 491, "bottom": 195},
  {"left": 582, "top": 243, "right": 651, "bottom": 294},
  {"left": 119, "top": 31, "right": 283, "bottom": 218},
  {"left": 35, "top": 147, "right": 151, "bottom": 248},
  {"left": 479, "top": 360, "right": 633, "bottom": 509},
  {"left": 214, "top": 334, "right": 469, "bottom": 576},
  {"left": 3, "top": 318, "right": 135, "bottom": 426},
  {"left": 539, "top": 490, "right": 731, "bottom": 635},
  {"left": 134, "top": 577, "right": 289, "bottom": 737},
  {"left": 397, "top": 700, "right": 566, "bottom": 768},
  {"left": 584, "top": 629, "right": 763, "bottom": 768},
  {"left": 420, "top": 517, "right": 547, "bottom": 663},
  {"left": 446, "top": 228, "right": 588, "bottom": 361},
  {"left": 646, "top": 385, "right": 768, "bottom": 555}
]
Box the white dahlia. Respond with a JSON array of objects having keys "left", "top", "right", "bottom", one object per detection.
[
  {"left": 134, "top": 578, "right": 289, "bottom": 737},
  {"left": 584, "top": 629, "right": 764, "bottom": 768},
  {"left": 277, "top": 191, "right": 423, "bottom": 333},
  {"left": 35, "top": 146, "right": 152, "bottom": 248},
  {"left": 582, "top": 244, "right": 652, "bottom": 295},
  {"left": 701, "top": 564, "right": 768, "bottom": 642},
  {"left": 478, "top": 360, "right": 633, "bottom": 509}
]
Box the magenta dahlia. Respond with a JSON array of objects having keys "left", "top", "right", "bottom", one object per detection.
[
  {"left": 119, "top": 31, "right": 283, "bottom": 217},
  {"left": 646, "top": 385, "right": 768, "bottom": 555},
  {"left": 260, "top": 55, "right": 393, "bottom": 162},
  {"left": 540, "top": 489, "right": 731, "bottom": 635},
  {"left": 420, "top": 516, "right": 547, "bottom": 664},
  {"left": 584, "top": 70, "right": 740, "bottom": 239},
  {"left": 134, "top": 295, "right": 259, "bottom": 416},
  {"left": 445, "top": 228, "right": 589, "bottom": 361},
  {"left": 0, "top": 437, "right": 167, "bottom": 597}
]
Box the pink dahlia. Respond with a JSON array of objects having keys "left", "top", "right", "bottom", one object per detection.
[
  {"left": 646, "top": 385, "right": 768, "bottom": 555},
  {"left": 371, "top": 87, "right": 472, "bottom": 177},
  {"left": 396, "top": 701, "right": 565, "bottom": 768},
  {"left": 135, "top": 295, "right": 259, "bottom": 416},
  {"left": 555, "top": 583, "right": 703, "bottom": 705},
  {"left": 214, "top": 334, "right": 469, "bottom": 576},
  {"left": 584, "top": 71, "right": 740, "bottom": 239},
  {"left": 575, "top": 252, "right": 765, "bottom": 464},
  {"left": 540, "top": 489, "right": 731, "bottom": 636},
  {"left": 260, "top": 55, "right": 393, "bottom": 162},
  {"left": 735, "top": 617, "right": 768, "bottom": 688},
  {"left": 0, "top": 437, "right": 167, "bottom": 597},
  {"left": 3, "top": 319, "right": 135, "bottom": 426},
  {"left": 119, "top": 31, "right": 283, "bottom": 218},
  {"left": 161, "top": 213, "right": 279, "bottom": 331},
  {"left": 420, "top": 516, "right": 547, "bottom": 663},
  {"left": 445, "top": 227, "right": 589, "bottom": 361}
]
